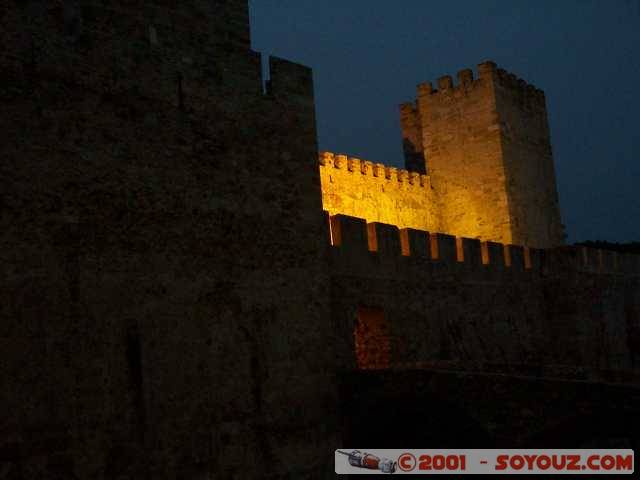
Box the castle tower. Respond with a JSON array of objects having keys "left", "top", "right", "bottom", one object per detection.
[{"left": 400, "top": 61, "right": 564, "bottom": 248}]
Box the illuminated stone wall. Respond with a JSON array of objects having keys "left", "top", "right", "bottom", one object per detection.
[
  {"left": 320, "top": 64, "right": 564, "bottom": 248},
  {"left": 401, "top": 62, "right": 564, "bottom": 248},
  {"left": 401, "top": 63, "right": 515, "bottom": 245},
  {"left": 493, "top": 66, "right": 565, "bottom": 247},
  {"left": 319, "top": 152, "right": 437, "bottom": 232},
  {"left": 3, "top": 1, "right": 636, "bottom": 476}
]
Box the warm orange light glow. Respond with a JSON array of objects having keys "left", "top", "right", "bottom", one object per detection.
[
  {"left": 319, "top": 152, "right": 435, "bottom": 232},
  {"left": 329, "top": 215, "right": 341, "bottom": 246},
  {"left": 430, "top": 233, "right": 439, "bottom": 260},
  {"left": 481, "top": 242, "right": 489, "bottom": 265},
  {"left": 504, "top": 245, "right": 512, "bottom": 267},
  {"left": 367, "top": 223, "right": 378, "bottom": 252},
  {"left": 456, "top": 237, "right": 464, "bottom": 262},
  {"left": 354, "top": 306, "right": 390, "bottom": 370},
  {"left": 328, "top": 214, "right": 334, "bottom": 245},
  {"left": 319, "top": 152, "right": 515, "bottom": 247},
  {"left": 400, "top": 229, "right": 410, "bottom": 256}
]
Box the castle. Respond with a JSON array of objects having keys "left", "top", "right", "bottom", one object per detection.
[
  {"left": 1, "top": 1, "right": 639, "bottom": 478},
  {"left": 321, "top": 60, "right": 564, "bottom": 249}
]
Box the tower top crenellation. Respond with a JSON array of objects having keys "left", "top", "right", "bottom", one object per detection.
[{"left": 414, "top": 61, "right": 546, "bottom": 107}]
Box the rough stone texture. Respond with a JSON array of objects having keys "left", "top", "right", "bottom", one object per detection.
[
  {"left": 319, "top": 152, "right": 434, "bottom": 231},
  {"left": 354, "top": 306, "right": 391, "bottom": 370},
  {"left": 400, "top": 62, "right": 564, "bottom": 248},
  {"left": 493, "top": 66, "right": 565, "bottom": 248},
  {"left": 2, "top": 1, "right": 640, "bottom": 478},
  {"left": 1, "top": 1, "right": 337, "bottom": 478},
  {"left": 328, "top": 215, "right": 640, "bottom": 376},
  {"left": 323, "top": 64, "right": 563, "bottom": 249}
]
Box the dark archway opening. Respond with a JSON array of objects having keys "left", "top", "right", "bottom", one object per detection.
[{"left": 355, "top": 306, "right": 391, "bottom": 370}]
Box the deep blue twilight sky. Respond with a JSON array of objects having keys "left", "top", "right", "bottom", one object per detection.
[{"left": 249, "top": 1, "right": 639, "bottom": 243}]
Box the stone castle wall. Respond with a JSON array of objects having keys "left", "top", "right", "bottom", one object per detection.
[
  {"left": 492, "top": 67, "right": 565, "bottom": 247},
  {"left": 401, "top": 62, "right": 564, "bottom": 248},
  {"left": 2, "top": 1, "right": 639, "bottom": 478},
  {"left": 1, "top": 1, "right": 338, "bottom": 478},
  {"left": 320, "top": 66, "right": 564, "bottom": 249},
  {"left": 319, "top": 152, "right": 434, "bottom": 231},
  {"left": 326, "top": 213, "right": 640, "bottom": 375},
  {"left": 401, "top": 63, "right": 515, "bottom": 245}
]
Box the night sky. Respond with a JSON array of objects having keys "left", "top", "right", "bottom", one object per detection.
[{"left": 249, "top": 0, "right": 639, "bottom": 244}]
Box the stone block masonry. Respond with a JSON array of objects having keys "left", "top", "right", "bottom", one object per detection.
[
  {"left": 319, "top": 151, "right": 434, "bottom": 232},
  {"left": 327, "top": 212, "right": 640, "bottom": 376},
  {"left": 1, "top": 1, "right": 338, "bottom": 478},
  {"left": 400, "top": 62, "right": 564, "bottom": 248},
  {"left": 321, "top": 61, "right": 563, "bottom": 249},
  {"left": 2, "top": 0, "right": 638, "bottom": 478}
]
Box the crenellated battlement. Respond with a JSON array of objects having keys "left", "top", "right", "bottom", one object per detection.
[
  {"left": 319, "top": 151, "right": 429, "bottom": 188},
  {"left": 400, "top": 60, "right": 562, "bottom": 248},
  {"left": 319, "top": 151, "right": 437, "bottom": 234},
  {"left": 411, "top": 61, "right": 546, "bottom": 111},
  {"left": 1, "top": 1, "right": 316, "bottom": 117},
  {"left": 495, "top": 67, "right": 546, "bottom": 105},
  {"left": 5, "top": 2, "right": 639, "bottom": 476},
  {"left": 326, "top": 212, "right": 640, "bottom": 277}
]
